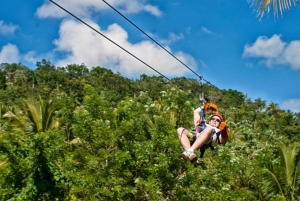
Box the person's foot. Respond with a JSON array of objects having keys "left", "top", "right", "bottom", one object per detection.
[{"left": 181, "top": 151, "right": 197, "bottom": 164}]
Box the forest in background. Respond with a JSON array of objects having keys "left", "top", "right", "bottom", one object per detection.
[{"left": 0, "top": 60, "right": 299, "bottom": 201}]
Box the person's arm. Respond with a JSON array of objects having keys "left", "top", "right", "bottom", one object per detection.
[
  {"left": 219, "top": 121, "right": 229, "bottom": 145},
  {"left": 220, "top": 134, "right": 228, "bottom": 145},
  {"left": 193, "top": 107, "right": 201, "bottom": 126}
]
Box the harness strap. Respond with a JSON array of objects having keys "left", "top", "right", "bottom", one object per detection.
[
  {"left": 200, "top": 144, "right": 214, "bottom": 158},
  {"left": 216, "top": 131, "right": 221, "bottom": 144}
]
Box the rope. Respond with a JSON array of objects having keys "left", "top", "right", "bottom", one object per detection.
[
  {"left": 102, "top": 0, "right": 202, "bottom": 80},
  {"left": 50, "top": 0, "right": 243, "bottom": 106}
]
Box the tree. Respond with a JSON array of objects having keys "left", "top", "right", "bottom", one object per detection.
[
  {"left": 3, "top": 95, "right": 61, "bottom": 133},
  {"left": 2, "top": 61, "right": 300, "bottom": 200},
  {"left": 0, "top": 70, "right": 6, "bottom": 90},
  {"left": 249, "top": 0, "right": 300, "bottom": 20},
  {"left": 24, "top": 95, "right": 62, "bottom": 132},
  {"left": 0, "top": 96, "right": 67, "bottom": 200},
  {"left": 261, "top": 145, "right": 300, "bottom": 200},
  {"left": 35, "top": 60, "right": 68, "bottom": 97}
]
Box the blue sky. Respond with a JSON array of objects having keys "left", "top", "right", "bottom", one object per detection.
[{"left": 1, "top": 0, "right": 300, "bottom": 112}]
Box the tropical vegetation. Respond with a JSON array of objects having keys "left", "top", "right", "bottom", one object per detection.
[{"left": 0, "top": 60, "right": 299, "bottom": 200}]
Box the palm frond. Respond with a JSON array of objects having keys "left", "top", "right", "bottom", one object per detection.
[
  {"left": 2, "top": 110, "right": 26, "bottom": 133},
  {"left": 292, "top": 146, "right": 300, "bottom": 198},
  {"left": 22, "top": 96, "right": 61, "bottom": 133},
  {"left": 261, "top": 145, "right": 300, "bottom": 199},
  {"left": 0, "top": 159, "right": 8, "bottom": 167},
  {"left": 248, "top": 0, "right": 300, "bottom": 20},
  {"left": 38, "top": 95, "right": 60, "bottom": 132},
  {"left": 278, "top": 146, "right": 296, "bottom": 186},
  {"left": 263, "top": 166, "right": 285, "bottom": 199},
  {"left": 23, "top": 100, "right": 42, "bottom": 133}
]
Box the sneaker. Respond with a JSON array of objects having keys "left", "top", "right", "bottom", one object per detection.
[{"left": 181, "top": 151, "right": 197, "bottom": 164}]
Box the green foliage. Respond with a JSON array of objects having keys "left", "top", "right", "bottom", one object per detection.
[
  {"left": 0, "top": 129, "right": 68, "bottom": 200},
  {"left": 260, "top": 145, "right": 300, "bottom": 200},
  {"left": 0, "top": 70, "right": 6, "bottom": 90},
  {"left": 0, "top": 61, "right": 300, "bottom": 200}
]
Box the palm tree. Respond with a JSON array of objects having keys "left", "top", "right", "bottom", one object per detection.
[
  {"left": 254, "top": 98, "right": 267, "bottom": 113},
  {"left": 1, "top": 96, "right": 64, "bottom": 199},
  {"left": 23, "top": 95, "right": 61, "bottom": 133},
  {"left": 262, "top": 145, "right": 300, "bottom": 200},
  {"left": 249, "top": 0, "right": 300, "bottom": 20},
  {"left": 3, "top": 95, "right": 61, "bottom": 134},
  {"left": 2, "top": 107, "right": 26, "bottom": 134}
]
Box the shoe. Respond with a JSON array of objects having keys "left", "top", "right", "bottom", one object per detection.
[{"left": 181, "top": 151, "right": 197, "bottom": 164}]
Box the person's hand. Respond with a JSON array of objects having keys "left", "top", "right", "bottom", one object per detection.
[
  {"left": 219, "top": 120, "right": 230, "bottom": 138},
  {"left": 204, "top": 103, "right": 218, "bottom": 113}
]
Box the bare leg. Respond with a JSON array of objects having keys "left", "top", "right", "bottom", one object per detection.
[
  {"left": 177, "top": 127, "right": 191, "bottom": 151},
  {"left": 190, "top": 127, "right": 213, "bottom": 151},
  {"left": 177, "top": 127, "right": 198, "bottom": 164}
]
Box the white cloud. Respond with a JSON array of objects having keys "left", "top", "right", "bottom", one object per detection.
[
  {"left": 243, "top": 34, "right": 300, "bottom": 70},
  {"left": 169, "top": 32, "right": 184, "bottom": 42},
  {"left": 198, "top": 59, "right": 207, "bottom": 68},
  {"left": 36, "top": 1, "right": 71, "bottom": 19},
  {"left": 201, "top": 27, "right": 214, "bottom": 35},
  {"left": 23, "top": 51, "right": 38, "bottom": 64},
  {"left": 0, "top": 45, "right": 47, "bottom": 67},
  {"left": 142, "top": 4, "right": 162, "bottom": 17},
  {"left": 36, "top": 0, "right": 162, "bottom": 19},
  {"left": 243, "top": 35, "right": 286, "bottom": 58},
  {"left": 281, "top": 99, "right": 300, "bottom": 113},
  {"left": 0, "top": 20, "right": 18, "bottom": 35},
  {"left": 280, "top": 41, "right": 300, "bottom": 70},
  {"left": 0, "top": 44, "right": 20, "bottom": 63},
  {"left": 245, "top": 62, "right": 253, "bottom": 68},
  {"left": 52, "top": 19, "right": 196, "bottom": 77},
  {"left": 185, "top": 27, "right": 191, "bottom": 34},
  {"left": 159, "top": 32, "right": 184, "bottom": 45}
]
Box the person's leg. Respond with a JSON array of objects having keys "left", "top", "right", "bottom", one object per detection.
[
  {"left": 190, "top": 127, "right": 213, "bottom": 151},
  {"left": 177, "top": 127, "right": 197, "bottom": 162},
  {"left": 177, "top": 127, "right": 191, "bottom": 151}
]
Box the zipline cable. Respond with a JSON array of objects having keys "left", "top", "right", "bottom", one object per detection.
[
  {"left": 50, "top": 0, "right": 243, "bottom": 106},
  {"left": 100, "top": 0, "right": 242, "bottom": 106},
  {"left": 49, "top": 0, "right": 196, "bottom": 98},
  {"left": 102, "top": 0, "right": 202, "bottom": 80}
]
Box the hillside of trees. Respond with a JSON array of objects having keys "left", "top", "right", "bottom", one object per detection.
[{"left": 0, "top": 60, "right": 299, "bottom": 200}]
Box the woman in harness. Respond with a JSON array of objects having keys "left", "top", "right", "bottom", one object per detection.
[{"left": 177, "top": 105, "right": 229, "bottom": 166}]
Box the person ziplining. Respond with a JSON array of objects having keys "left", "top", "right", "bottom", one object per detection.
[{"left": 176, "top": 80, "right": 230, "bottom": 167}]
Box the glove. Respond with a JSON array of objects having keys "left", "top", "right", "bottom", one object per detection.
[
  {"left": 219, "top": 120, "right": 230, "bottom": 138},
  {"left": 204, "top": 103, "right": 218, "bottom": 113}
]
